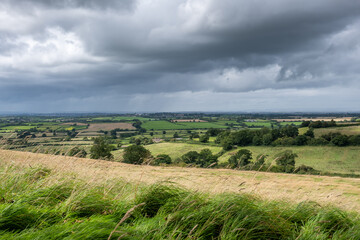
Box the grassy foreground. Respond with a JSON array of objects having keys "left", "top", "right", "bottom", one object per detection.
[{"left": 1, "top": 163, "right": 360, "bottom": 239}]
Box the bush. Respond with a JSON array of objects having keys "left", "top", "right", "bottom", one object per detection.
[
  {"left": 275, "top": 150, "right": 298, "bottom": 173},
  {"left": 154, "top": 154, "right": 172, "bottom": 165},
  {"left": 123, "top": 145, "right": 151, "bottom": 165},
  {"left": 181, "top": 149, "right": 218, "bottom": 168},
  {"left": 228, "top": 149, "right": 252, "bottom": 169},
  {"left": 90, "top": 136, "right": 113, "bottom": 160},
  {"left": 199, "top": 134, "right": 209, "bottom": 143},
  {"left": 331, "top": 135, "right": 349, "bottom": 146}
]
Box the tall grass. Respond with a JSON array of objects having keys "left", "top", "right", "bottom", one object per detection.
[{"left": 0, "top": 164, "right": 359, "bottom": 239}]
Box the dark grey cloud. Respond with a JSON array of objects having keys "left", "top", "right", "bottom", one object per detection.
[{"left": 0, "top": 0, "right": 359, "bottom": 112}]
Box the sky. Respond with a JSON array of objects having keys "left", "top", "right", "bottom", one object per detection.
[{"left": 0, "top": 0, "right": 360, "bottom": 113}]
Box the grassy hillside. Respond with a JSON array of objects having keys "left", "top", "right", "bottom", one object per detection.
[
  {"left": 219, "top": 146, "right": 360, "bottom": 175},
  {"left": 314, "top": 125, "right": 360, "bottom": 137},
  {"left": 133, "top": 143, "right": 360, "bottom": 175},
  {"left": 2, "top": 150, "right": 360, "bottom": 212},
  {"left": 1, "top": 155, "right": 360, "bottom": 239}
]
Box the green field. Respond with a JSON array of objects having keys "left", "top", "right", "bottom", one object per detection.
[
  {"left": 125, "top": 143, "right": 360, "bottom": 175},
  {"left": 141, "top": 121, "right": 228, "bottom": 130},
  {"left": 243, "top": 122, "right": 272, "bottom": 127},
  {"left": 279, "top": 121, "right": 303, "bottom": 126},
  {"left": 314, "top": 125, "right": 360, "bottom": 137},
  {"left": 91, "top": 116, "right": 150, "bottom": 121},
  {"left": 145, "top": 142, "right": 222, "bottom": 160},
  {"left": 219, "top": 145, "right": 360, "bottom": 175}
]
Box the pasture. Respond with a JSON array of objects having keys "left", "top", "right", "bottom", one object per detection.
[
  {"left": 314, "top": 125, "right": 360, "bottom": 137},
  {"left": 218, "top": 145, "right": 360, "bottom": 175},
  {"left": 86, "top": 123, "right": 135, "bottom": 131},
  {"left": 126, "top": 143, "right": 360, "bottom": 175}
]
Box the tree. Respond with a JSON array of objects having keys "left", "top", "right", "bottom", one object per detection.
[
  {"left": 90, "top": 136, "right": 114, "bottom": 160},
  {"left": 280, "top": 125, "right": 299, "bottom": 138},
  {"left": 181, "top": 151, "right": 199, "bottom": 165},
  {"left": 331, "top": 135, "right": 349, "bottom": 146},
  {"left": 275, "top": 150, "right": 297, "bottom": 173},
  {"left": 123, "top": 145, "right": 151, "bottom": 165},
  {"left": 304, "top": 128, "right": 314, "bottom": 138},
  {"left": 262, "top": 133, "right": 273, "bottom": 145},
  {"left": 228, "top": 149, "right": 252, "bottom": 169},
  {"left": 252, "top": 135, "right": 262, "bottom": 146},
  {"left": 154, "top": 154, "right": 172, "bottom": 165},
  {"left": 295, "top": 135, "right": 308, "bottom": 146},
  {"left": 197, "top": 149, "right": 218, "bottom": 167},
  {"left": 254, "top": 154, "right": 267, "bottom": 169},
  {"left": 110, "top": 130, "right": 117, "bottom": 139},
  {"left": 173, "top": 132, "right": 179, "bottom": 138},
  {"left": 199, "top": 134, "right": 209, "bottom": 143},
  {"left": 181, "top": 149, "right": 217, "bottom": 167}
]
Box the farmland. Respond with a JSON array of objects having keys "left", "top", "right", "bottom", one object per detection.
[
  {"left": 114, "top": 143, "right": 360, "bottom": 175},
  {"left": 86, "top": 123, "right": 135, "bottom": 131},
  {"left": 314, "top": 125, "right": 360, "bottom": 137},
  {"left": 141, "top": 120, "right": 229, "bottom": 130},
  {"left": 1, "top": 113, "right": 360, "bottom": 239}
]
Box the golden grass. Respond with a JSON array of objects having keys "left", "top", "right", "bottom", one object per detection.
[{"left": 1, "top": 149, "right": 360, "bottom": 212}]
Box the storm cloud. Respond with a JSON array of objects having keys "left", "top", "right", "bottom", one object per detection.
[{"left": 0, "top": 0, "right": 359, "bottom": 112}]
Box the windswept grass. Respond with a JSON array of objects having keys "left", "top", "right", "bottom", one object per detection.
[{"left": 0, "top": 163, "right": 360, "bottom": 239}]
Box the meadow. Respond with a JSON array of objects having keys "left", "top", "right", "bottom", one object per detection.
[
  {"left": 1, "top": 150, "right": 360, "bottom": 239},
  {"left": 119, "top": 143, "right": 360, "bottom": 175},
  {"left": 314, "top": 125, "right": 360, "bottom": 137}
]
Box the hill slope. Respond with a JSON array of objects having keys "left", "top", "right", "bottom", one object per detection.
[{"left": 1, "top": 150, "right": 360, "bottom": 212}]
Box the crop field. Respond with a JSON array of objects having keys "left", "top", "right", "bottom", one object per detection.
[
  {"left": 91, "top": 116, "right": 150, "bottom": 121},
  {"left": 85, "top": 123, "right": 135, "bottom": 131},
  {"left": 314, "top": 125, "right": 360, "bottom": 137},
  {"left": 0, "top": 125, "right": 38, "bottom": 131}
]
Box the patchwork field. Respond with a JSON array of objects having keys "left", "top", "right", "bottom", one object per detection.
[
  {"left": 273, "top": 117, "right": 353, "bottom": 122},
  {"left": 141, "top": 120, "right": 228, "bottom": 130},
  {"left": 85, "top": 123, "right": 135, "bottom": 131},
  {"left": 1, "top": 149, "right": 360, "bottom": 213}
]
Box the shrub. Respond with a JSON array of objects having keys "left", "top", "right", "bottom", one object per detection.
[
  {"left": 154, "top": 154, "right": 172, "bottom": 165},
  {"left": 181, "top": 149, "right": 218, "bottom": 167},
  {"left": 199, "top": 134, "right": 209, "bottom": 143},
  {"left": 275, "top": 150, "right": 298, "bottom": 173},
  {"left": 331, "top": 135, "right": 349, "bottom": 146},
  {"left": 123, "top": 145, "right": 151, "bottom": 165},
  {"left": 228, "top": 149, "right": 252, "bottom": 169},
  {"left": 90, "top": 136, "right": 113, "bottom": 160}
]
